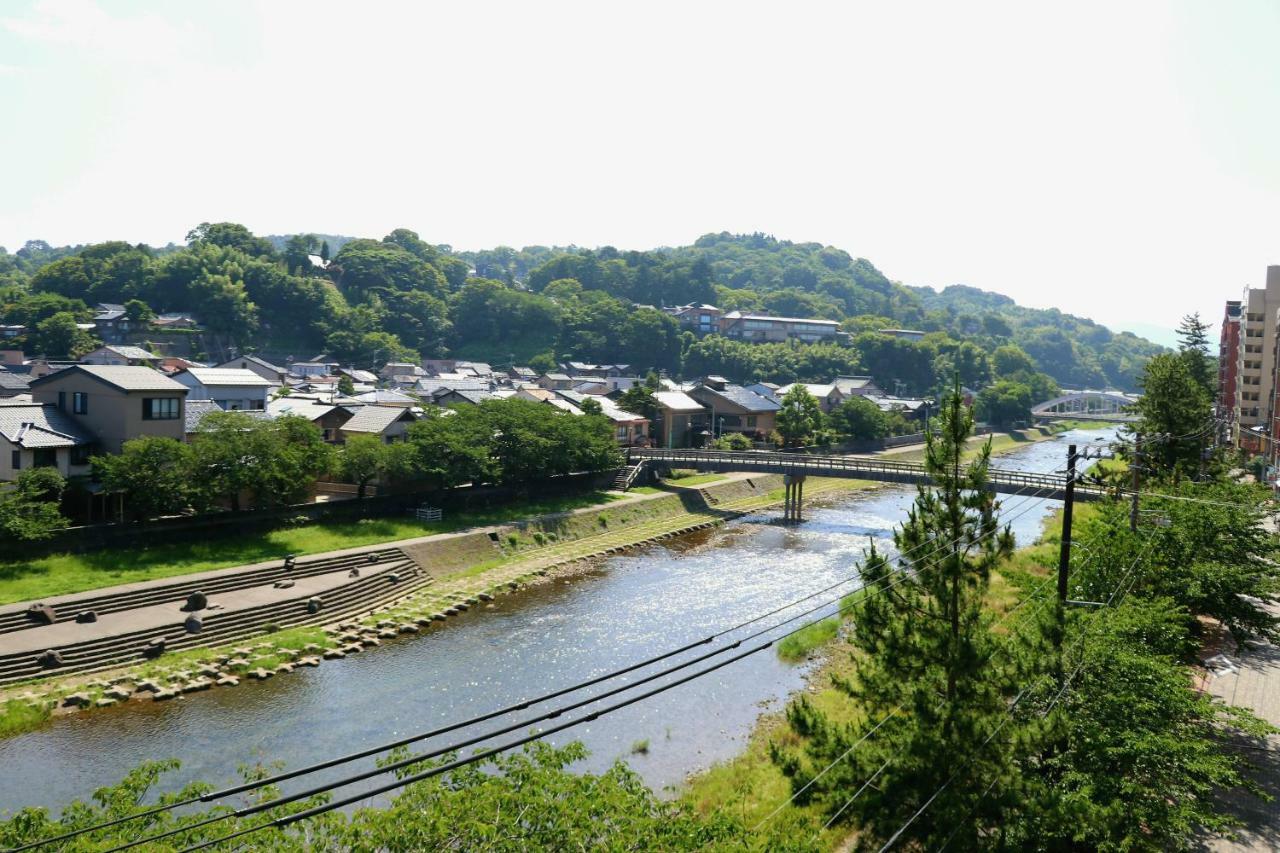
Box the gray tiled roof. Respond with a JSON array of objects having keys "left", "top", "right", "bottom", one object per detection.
[
  {"left": 100, "top": 345, "right": 160, "bottom": 360},
  {"left": 180, "top": 367, "right": 274, "bottom": 387},
  {"left": 697, "top": 384, "right": 782, "bottom": 413},
  {"left": 0, "top": 371, "right": 30, "bottom": 392},
  {"left": 342, "top": 405, "right": 413, "bottom": 434},
  {"left": 30, "top": 365, "right": 187, "bottom": 392},
  {"left": 0, "top": 404, "right": 94, "bottom": 448}
]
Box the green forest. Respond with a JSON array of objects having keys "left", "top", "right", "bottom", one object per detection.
[{"left": 0, "top": 227, "right": 1163, "bottom": 394}]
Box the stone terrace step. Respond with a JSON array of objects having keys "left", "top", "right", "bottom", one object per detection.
[
  {"left": 0, "top": 559, "right": 430, "bottom": 685},
  {"left": 0, "top": 548, "right": 406, "bottom": 635}
]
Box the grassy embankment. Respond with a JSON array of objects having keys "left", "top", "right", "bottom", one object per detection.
[
  {"left": 681, "top": 501, "right": 1099, "bottom": 841},
  {"left": 0, "top": 492, "right": 630, "bottom": 606}
]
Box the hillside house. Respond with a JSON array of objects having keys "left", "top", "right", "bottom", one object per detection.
[
  {"left": 720, "top": 311, "right": 841, "bottom": 343},
  {"left": 339, "top": 405, "right": 417, "bottom": 443}
]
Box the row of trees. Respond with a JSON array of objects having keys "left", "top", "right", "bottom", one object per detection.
[{"left": 85, "top": 400, "right": 621, "bottom": 524}]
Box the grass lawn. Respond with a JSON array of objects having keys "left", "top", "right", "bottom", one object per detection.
[
  {"left": 661, "top": 473, "right": 728, "bottom": 487},
  {"left": 0, "top": 491, "right": 623, "bottom": 606}
]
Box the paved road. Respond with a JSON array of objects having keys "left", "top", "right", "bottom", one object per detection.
[{"left": 1201, "top": 607, "right": 1280, "bottom": 852}]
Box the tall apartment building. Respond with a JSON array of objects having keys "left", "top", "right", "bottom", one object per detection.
[
  {"left": 1218, "top": 300, "right": 1241, "bottom": 416},
  {"left": 1234, "top": 267, "right": 1280, "bottom": 452}
]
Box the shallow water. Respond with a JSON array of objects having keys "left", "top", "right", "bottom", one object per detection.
[{"left": 0, "top": 428, "right": 1111, "bottom": 815}]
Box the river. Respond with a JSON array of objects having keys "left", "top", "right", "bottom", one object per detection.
[{"left": 0, "top": 427, "right": 1112, "bottom": 816}]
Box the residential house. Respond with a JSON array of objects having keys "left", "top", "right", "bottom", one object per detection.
[
  {"left": 82, "top": 345, "right": 162, "bottom": 367},
  {"left": 0, "top": 325, "right": 25, "bottom": 340},
  {"left": 288, "top": 361, "right": 336, "bottom": 379},
  {"left": 653, "top": 390, "right": 707, "bottom": 448},
  {"left": 557, "top": 391, "right": 649, "bottom": 446},
  {"left": 415, "top": 377, "right": 489, "bottom": 398},
  {"left": 338, "top": 367, "right": 379, "bottom": 386},
  {"left": 184, "top": 399, "right": 272, "bottom": 440},
  {"left": 381, "top": 362, "right": 426, "bottom": 380},
  {"left": 339, "top": 405, "right": 417, "bottom": 444},
  {"left": 831, "top": 375, "right": 885, "bottom": 398},
  {"left": 669, "top": 303, "right": 724, "bottom": 335},
  {"left": 688, "top": 376, "right": 781, "bottom": 439},
  {"left": 537, "top": 372, "right": 575, "bottom": 390},
  {"left": 433, "top": 388, "right": 494, "bottom": 407},
  {"left": 515, "top": 387, "right": 558, "bottom": 404},
  {"left": 171, "top": 368, "right": 273, "bottom": 411},
  {"left": 0, "top": 403, "right": 96, "bottom": 481},
  {"left": 353, "top": 389, "right": 418, "bottom": 408},
  {"left": 0, "top": 370, "right": 30, "bottom": 398},
  {"left": 160, "top": 356, "right": 206, "bottom": 375},
  {"left": 720, "top": 311, "right": 841, "bottom": 343},
  {"left": 510, "top": 366, "right": 538, "bottom": 381},
  {"left": 152, "top": 312, "right": 200, "bottom": 331},
  {"left": 562, "top": 362, "right": 630, "bottom": 378},
  {"left": 775, "top": 382, "right": 844, "bottom": 413},
  {"left": 215, "top": 354, "right": 288, "bottom": 385},
  {"left": 91, "top": 303, "right": 132, "bottom": 343},
  {"left": 28, "top": 365, "right": 189, "bottom": 454},
  {"left": 267, "top": 398, "right": 352, "bottom": 442}
]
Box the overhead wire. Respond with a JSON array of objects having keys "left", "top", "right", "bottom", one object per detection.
[{"left": 8, "top": 451, "right": 1077, "bottom": 853}]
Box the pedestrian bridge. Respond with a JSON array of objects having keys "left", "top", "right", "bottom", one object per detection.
[
  {"left": 1031, "top": 390, "right": 1139, "bottom": 423},
  {"left": 628, "top": 448, "right": 1107, "bottom": 512}
]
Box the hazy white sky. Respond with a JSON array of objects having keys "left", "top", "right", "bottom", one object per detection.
[{"left": 3, "top": 0, "right": 1278, "bottom": 344}]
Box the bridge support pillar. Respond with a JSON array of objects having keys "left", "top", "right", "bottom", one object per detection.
[{"left": 783, "top": 474, "right": 806, "bottom": 524}]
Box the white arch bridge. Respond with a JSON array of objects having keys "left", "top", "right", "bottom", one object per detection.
[{"left": 1030, "top": 390, "right": 1139, "bottom": 423}]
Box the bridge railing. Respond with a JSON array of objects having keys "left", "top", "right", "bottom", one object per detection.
[{"left": 627, "top": 448, "right": 1068, "bottom": 490}]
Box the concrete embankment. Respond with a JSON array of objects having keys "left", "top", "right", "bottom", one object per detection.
[{"left": 0, "top": 473, "right": 870, "bottom": 730}]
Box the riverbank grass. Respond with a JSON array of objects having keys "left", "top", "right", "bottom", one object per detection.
[
  {"left": 0, "top": 699, "right": 50, "bottom": 738},
  {"left": 0, "top": 491, "right": 624, "bottom": 606},
  {"left": 777, "top": 618, "right": 839, "bottom": 661}
]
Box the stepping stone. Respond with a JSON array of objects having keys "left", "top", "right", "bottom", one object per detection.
[
  {"left": 378, "top": 629, "right": 397, "bottom": 639},
  {"left": 360, "top": 637, "right": 380, "bottom": 648},
  {"left": 398, "top": 624, "right": 418, "bottom": 634},
  {"left": 62, "top": 692, "right": 91, "bottom": 708},
  {"left": 343, "top": 644, "right": 362, "bottom": 654},
  {"left": 415, "top": 617, "right": 434, "bottom": 626},
  {"left": 465, "top": 597, "right": 479, "bottom": 606},
  {"left": 95, "top": 698, "right": 117, "bottom": 708},
  {"left": 248, "top": 669, "right": 274, "bottom": 680},
  {"left": 225, "top": 658, "right": 250, "bottom": 669},
  {"left": 153, "top": 689, "right": 178, "bottom": 701},
  {"left": 296, "top": 656, "right": 321, "bottom": 667},
  {"left": 198, "top": 666, "right": 221, "bottom": 679},
  {"left": 304, "top": 643, "right": 324, "bottom": 653},
  {"left": 323, "top": 649, "right": 346, "bottom": 660},
  {"left": 444, "top": 607, "right": 460, "bottom": 617},
  {"left": 432, "top": 613, "right": 447, "bottom": 622},
  {"left": 182, "top": 679, "right": 212, "bottom": 693},
  {"left": 234, "top": 647, "right": 254, "bottom": 657},
  {"left": 170, "top": 671, "right": 192, "bottom": 682},
  {"left": 275, "top": 663, "right": 294, "bottom": 674},
  {"left": 133, "top": 680, "right": 161, "bottom": 693},
  {"left": 104, "top": 686, "right": 132, "bottom": 701},
  {"left": 478, "top": 593, "right": 494, "bottom": 602},
  {"left": 454, "top": 603, "right": 469, "bottom": 612},
  {"left": 215, "top": 676, "right": 240, "bottom": 687},
  {"left": 27, "top": 603, "right": 57, "bottom": 624},
  {"left": 376, "top": 620, "right": 394, "bottom": 629}
]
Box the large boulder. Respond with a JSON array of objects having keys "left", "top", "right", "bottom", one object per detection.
[
  {"left": 143, "top": 637, "right": 166, "bottom": 658},
  {"left": 75, "top": 610, "right": 98, "bottom": 624},
  {"left": 38, "top": 649, "right": 64, "bottom": 668},
  {"left": 306, "top": 597, "right": 323, "bottom": 614},
  {"left": 26, "top": 604, "right": 57, "bottom": 625},
  {"left": 183, "top": 615, "right": 202, "bottom": 634},
  {"left": 181, "top": 591, "right": 208, "bottom": 612}
]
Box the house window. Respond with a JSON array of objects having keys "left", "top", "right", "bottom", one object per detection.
[
  {"left": 10, "top": 450, "right": 19, "bottom": 470},
  {"left": 57, "top": 391, "right": 66, "bottom": 411},
  {"left": 142, "top": 397, "right": 179, "bottom": 420},
  {"left": 33, "top": 448, "right": 56, "bottom": 468},
  {"left": 746, "top": 416, "right": 757, "bottom": 428},
  {"left": 73, "top": 392, "right": 88, "bottom": 414},
  {"left": 249, "top": 399, "right": 265, "bottom": 411},
  {"left": 70, "top": 445, "right": 92, "bottom": 466}
]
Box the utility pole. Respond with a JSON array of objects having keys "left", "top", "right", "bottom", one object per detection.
[
  {"left": 1057, "top": 444, "right": 1078, "bottom": 605},
  {"left": 1129, "top": 432, "right": 1142, "bottom": 533}
]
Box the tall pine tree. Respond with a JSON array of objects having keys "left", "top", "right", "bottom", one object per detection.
[
  {"left": 774, "top": 386, "right": 1022, "bottom": 850},
  {"left": 1176, "top": 312, "right": 1214, "bottom": 399}
]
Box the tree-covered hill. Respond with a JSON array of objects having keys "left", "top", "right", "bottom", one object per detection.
[{"left": 0, "top": 227, "right": 1162, "bottom": 393}]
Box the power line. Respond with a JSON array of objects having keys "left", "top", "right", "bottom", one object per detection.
[{"left": 9, "top": 455, "right": 1072, "bottom": 853}]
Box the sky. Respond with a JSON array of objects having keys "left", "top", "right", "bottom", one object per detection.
[{"left": 3, "top": 1, "right": 1279, "bottom": 347}]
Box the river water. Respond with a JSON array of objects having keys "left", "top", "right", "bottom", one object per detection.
[{"left": 0, "top": 428, "right": 1112, "bottom": 816}]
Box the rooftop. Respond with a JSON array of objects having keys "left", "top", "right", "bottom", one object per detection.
[
  {"left": 342, "top": 404, "right": 414, "bottom": 434},
  {"left": 30, "top": 364, "right": 187, "bottom": 393},
  {"left": 178, "top": 368, "right": 275, "bottom": 387},
  {"left": 0, "top": 403, "right": 95, "bottom": 449}
]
